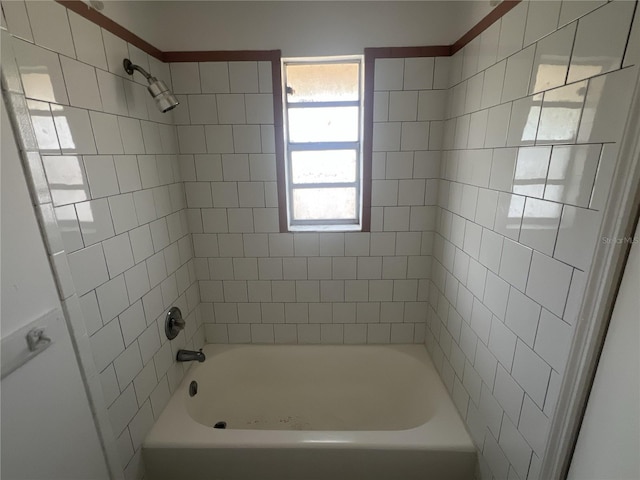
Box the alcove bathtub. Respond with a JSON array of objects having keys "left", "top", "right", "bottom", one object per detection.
[{"left": 143, "top": 344, "right": 476, "bottom": 480}]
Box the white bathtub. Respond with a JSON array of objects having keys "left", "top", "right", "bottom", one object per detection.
[{"left": 143, "top": 345, "right": 476, "bottom": 480}]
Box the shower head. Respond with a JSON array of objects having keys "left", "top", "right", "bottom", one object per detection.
[{"left": 123, "top": 58, "right": 179, "bottom": 113}]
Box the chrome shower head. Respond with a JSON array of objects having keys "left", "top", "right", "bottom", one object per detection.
[{"left": 123, "top": 58, "right": 179, "bottom": 113}]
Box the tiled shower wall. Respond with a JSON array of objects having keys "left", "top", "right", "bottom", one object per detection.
[
  {"left": 173, "top": 56, "right": 445, "bottom": 344},
  {"left": 425, "top": 1, "right": 639, "bottom": 479},
  {"left": 3, "top": 1, "right": 640, "bottom": 479},
  {"left": 1, "top": 1, "right": 204, "bottom": 478}
]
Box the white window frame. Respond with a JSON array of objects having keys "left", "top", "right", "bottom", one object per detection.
[{"left": 281, "top": 55, "right": 365, "bottom": 232}]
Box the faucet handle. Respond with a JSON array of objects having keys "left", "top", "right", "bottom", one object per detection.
[{"left": 165, "top": 306, "right": 185, "bottom": 340}]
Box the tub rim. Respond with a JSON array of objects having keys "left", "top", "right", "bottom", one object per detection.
[{"left": 144, "top": 344, "right": 475, "bottom": 453}]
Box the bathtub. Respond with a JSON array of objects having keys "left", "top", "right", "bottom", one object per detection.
[{"left": 143, "top": 344, "right": 476, "bottom": 480}]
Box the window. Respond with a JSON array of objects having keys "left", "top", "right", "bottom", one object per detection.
[{"left": 282, "top": 56, "right": 364, "bottom": 231}]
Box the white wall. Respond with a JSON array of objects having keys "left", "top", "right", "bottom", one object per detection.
[
  {"left": 98, "top": 1, "right": 492, "bottom": 56},
  {"left": 567, "top": 222, "right": 640, "bottom": 480},
  {"left": 1, "top": 96, "right": 109, "bottom": 480}
]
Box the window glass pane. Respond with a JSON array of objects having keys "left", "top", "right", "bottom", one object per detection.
[
  {"left": 286, "top": 63, "right": 359, "bottom": 103},
  {"left": 292, "top": 188, "right": 356, "bottom": 220},
  {"left": 288, "top": 107, "right": 358, "bottom": 143},
  {"left": 291, "top": 150, "right": 356, "bottom": 184}
]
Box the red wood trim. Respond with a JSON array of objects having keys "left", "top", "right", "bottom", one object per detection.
[
  {"left": 162, "top": 50, "right": 280, "bottom": 63},
  {"left": 365, "top": 45, "right": 452, "bottom": 59},
  {"left": 56, "top": 0, "right": 163, "bottom": 60},
  {"left": 269, "top": 52, "right": 289, "bottom": 233},
  {"left": 361, "top": 50, "right": 378, "bottom": 232},
  {"left": 451, "top": 0, "right": 522, "bottom": 54}
]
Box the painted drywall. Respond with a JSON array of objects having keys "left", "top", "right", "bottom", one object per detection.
[
  {"left": 98, "top": 1, "right": 492, "bottom": 56},
  {"left": 1, "top": 99, "right": 109, "bottom": 480},
  {"left": 567, "top": 222, "right": 640, "bottom": 480}
]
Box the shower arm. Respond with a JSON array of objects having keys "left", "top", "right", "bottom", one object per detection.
[{"left": 123, "top": 59, "right": 153, "bottom": 81}]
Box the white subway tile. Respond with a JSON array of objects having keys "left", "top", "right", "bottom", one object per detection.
[
  {"left": 496, "top": 1, "right": 527, "bottom": 61},
  {"left": 129, "top": 225, "right": 154, "bottom": 264},
  {"left": 3, "top": 1, "right": 33, "bottom": 41},
  {"left": 82, "top": 156, "right": 119, "bottom": 200},
  {"left": 96, "top": 275, "right": 130, "bottom": 323},
  {"left": 506, "top": 94, "right": 541, "bottom": 147},
  {"left": 119, "top": 301, "right": 146, "bottom": 347},
  {"left": 138, "top": 323, "right": 160, "bottom": 366},
  {"left": 479, "top": 229, "right": 504, "bottom": 275},
  {"left": 499, "top": 415, "right": 533, "bottom": 480},
  {"left": 499, "top": 239, "right": 532, "bottom": 292},
  {"left": 98, "top": 365, "right": 120, "bottom": 409},
  {"left": 529, "top": 23, "right": 576, "bottom": 95},
  {"left": 146, "top": 252, "right": 167, "bottom": 288},
  {"left": 124, "top": 80, "right": 149, "bottom": 120},
  {"left": 484, "top": 431, "right": 510, "bottom": 480},
  {"left": 177, "top": 126, "right": 207, "bottom": 154},
  {"left": 526, "top": 251, "right": 572, "bottom": 317},
  {"left": 483, "top": 271, "right": 509, "bottom": 321},
  {"left": 229, "top": 62, "right": 259, "bottom": 93},
  {"left": 537, "top": 82, "right": 586, "bottom": 145},
  {"left": 140, "top": 122, "right": 162, "bottom": 155},
  {"left": 513, "top": 146, "right": 551, "bottom": 198},
  {"left": 402, "top": 57, "right": 433, "bottom": 90},
  {"left": 505, "top": 287, "right": 541, "bottom": 348},
  {"left": 60, "top": 59, "right": 103, "bottom": 115},
  {"left": 115, "top": 119, "right": 144, "bottom": 155},
  {"left": 102, "top": 233, "right": 134, "bottom": 279},
  {"left": 488, "top": 316, "right": 517, "bottom": 372},
  {"left": 373, "top": 123, "right": 401, "bottom": 152},
  {"left": 217, "top": 94, "right": 245, "bottom": 124},
  {"left": 13, "top": 39, "right": 69, "bottom": 105},
  {"left": 76, "top": 198, "right": 115, "bottom": 246},
  {"left": 484, "top": 103, "right": 511, "bottom": 148},
  {"left": 78, "top": 291, "right": 103, "bottom": 336},
  {"left": 374, "top": 58, "right": 404, "bottom": 91},
  {"left": 108, "top": 385, "right": 138, "bottom": 437},
  {"left": 511, "top": 340, "right": 551, "bottom": 407},
  {"left": 464, "top": 72, "right": 483, "bottom": 114},
  {"left": 554, "top": 206, "right": 601, "bottom": 271},
  {"left": 233, "top": 125, "right": 262, "bottom": 153},
  {"left": 389, "top": 91, "right": 418, "bottom": 121},
  {"left": 545, "top": 144, "right": 600, "bottom": 207},
  {"left": 417, "top": 90, "right": 446, "bottom": 121},
  {"left": 519, "top": 198, "right": 561, "bottom": 256},
  {"left": 567, "top": 0, "right": 634, "bottom": 84},
  {"left": 526, "top": 3, "right": 561, "bottom": 46},
  {"left": 25, "top": 0, "right": 75, "bottom": 57},
  {"left": 245, "top": 94, "right": 274, "bottom": 124},
  {"left": 67, "top": 243, "right": 108, "bottom": 296},
  {"left": 90, "top": 112, "right": 124, "bottom": 154},
  {"left": 481, "top": 60, "right": 506, "bottom": 110},
  {"left": 199, "top": 62, "right": 230, "bottom": 93},
  {"left": 578, "top": 66, "right": 637, "bottom": 145},
  {"left": 493, "top": 363, "right": 524, "bottom": 423},
  {"left": 170, "top": 63, "right": 201, "bottom": 94},
  {"left": 128, "top": 401, "right": 154, "bottom": 451},
  {"left": 100, "top": 29, "right": 129, "bottom": 77},
  {"left": 91, "top": 318, "right": 125, "bottom": 372},
  {"left": 124, "top": 262, "right": 150, "bottom": 304}
]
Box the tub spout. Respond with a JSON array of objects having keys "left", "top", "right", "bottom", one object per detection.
[{"left": 176, "top": 349, "right": 206, "bottom": 363}]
